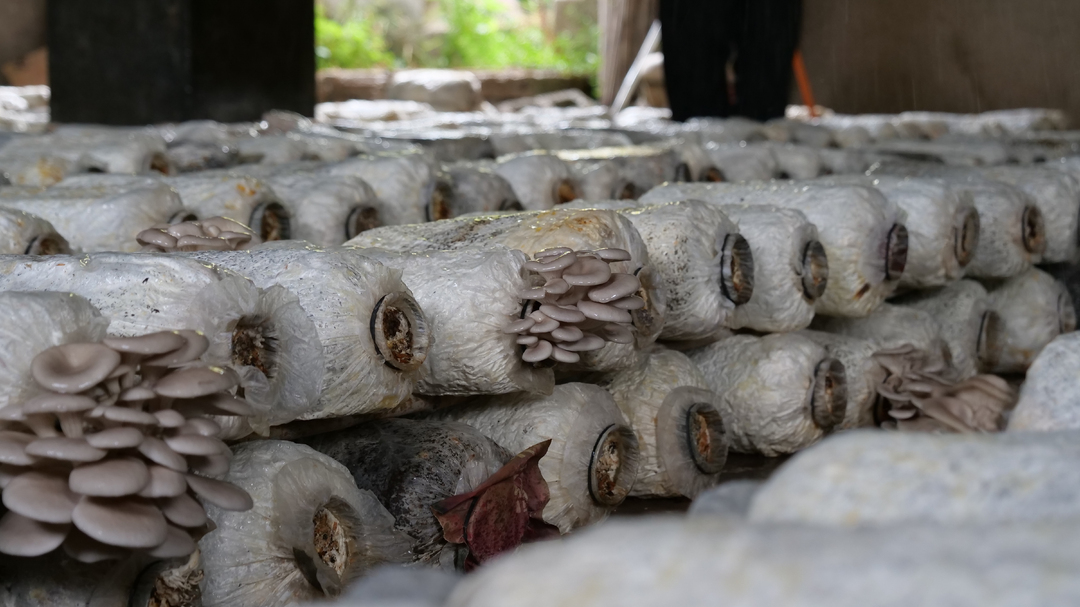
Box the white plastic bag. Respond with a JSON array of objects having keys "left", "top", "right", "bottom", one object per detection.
[
  {"left": 0, "top": 207, "right": 69, "bottom": 255},
  {"left": 984, "top": 268, "right": 1076, "bottom": 373}
]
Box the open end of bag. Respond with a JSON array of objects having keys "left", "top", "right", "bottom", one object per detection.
[
  {"left": 587, "top": 424, "right": 639, "bottom": 507},
  {"left": 684, "top": 403, "right": 727, "bottom": 475},
  {"left": 885, "top": 223, "right": 909, "bottom": 281},
  {"left": 346, "top": 206, "right": 381, "bottom": 239},
  {"left": 721, "top": 233, "right": 754, "bottom": 305},
  {"left": 811, "top": 357, "right": 848, "bottom": 431},
  {"left": 370, "top": 293, "right": 429, "bottom": 372},
  {"left": 955, "top": 208, "right": 980, "bottom": 268},
  {"left": 232, "top": 315, "right": 278, "bottom": 380},
  {"left": 24, "top": 235, "right": 70, "bottom": 256},
  {"left": 1021, "top": 205, "right": 1046, "bottom": 255},
  {"left": 250, "top": 201, "right": 291, "bottom": 241},
  {"left": 801, "top": 240, "right": 829, "bottom": 301}
]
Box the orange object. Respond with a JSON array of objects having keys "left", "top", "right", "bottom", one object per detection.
[{"left": 792, "top": 50, "right": 817, "bottom": 118}]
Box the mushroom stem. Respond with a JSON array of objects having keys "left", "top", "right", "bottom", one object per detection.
[{"left": 58, "top": 412, "right": 84, "bottom": 438}]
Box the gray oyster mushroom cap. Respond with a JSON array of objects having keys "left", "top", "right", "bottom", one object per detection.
[
  {"left": 163, "top": 173, "right": 292, "bottom": 242},
  {"left": 749, "top": 429, "right": 1080, "bottom": 526},
  {"left": 447, "top": 516, "right": 1080, "bottom": 607}
]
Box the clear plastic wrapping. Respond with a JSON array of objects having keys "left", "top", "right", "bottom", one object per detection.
[
  {"left": 0, "top": 175, "right": 185, "bottom": 252},
  {"left": 0, "top": 252, "right": 318, "bottom": 431},
  {"left": 429, "top": 383, "right": 641, "bottom": 533},
  {"left": 642, "top": 182, "right": 907, "bottom": 317},
  {"left": 324, "top": 151, "right": 438, "bottom": 226},
  {"left": 797, "top": 330, "right": 886, "bottom": 430},
  {"left": 870, "top": 162, "right": 1044, "bottom": 278},
  {"left": 819, "top": 175, "right": 979, "bottom": 288},
  {"left": 199, "top": 440, "right": 411, "bottom": 607},
  {"left": 894, "top": 280, "right": 998, "bottom": 378},
  {"left": 750, "top": 430, "right": 1080, "bottom": 526},
  {"left": 0, "top": 291, "right": 107, "bottom": 409},
  {"left": 493, "top": 152, "right": 578, "bottom": 211},
  {"left": 565, "top": 199, "right": 747, "bottom": 342},
  {"left": 0, "top": 207, "right": 69, "bottom": 255},
  {"left": 687, "top": 333, "right": 847, "bottom": 456},
  {"left": 188, "top": 243, "right": 428, "bottom": 421},
  {"left": 302, "top": 419, "right": 511, "bottom": 567},
  {"left": 1010, "top": 332, "right": 1080, "bottom": 431},
  {"left": 346, "top": 208, "right": 664, "bottom": 373},
  {"left": 358, "top": 246, "right": 553, "bottom": 395},
  {"left": 164, "top": 173, "right": 291, "bottom": 241},
  {"left": 446, "top": 515, "right": 1080, "bottom": 607},
  {"left": 984, "top": 268, "right": 1076, "bottom": 373},
  {"left": 602, "top": 347, "right": 727, "bottom": 498}
]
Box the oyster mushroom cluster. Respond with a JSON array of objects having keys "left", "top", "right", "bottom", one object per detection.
[
  {"left": 0, "top": 330, "right": 254, "bottom": 563},
  {"left": 873, "top": 345, "right": 1016, "bottom": 432},
  {"left": 137, "top": 216, "right": 256, "bottom": 252},
  {"left": 505, "top": 248, "right": 643, "bottom": 364}
]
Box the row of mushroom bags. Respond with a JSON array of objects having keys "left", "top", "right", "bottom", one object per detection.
[{"left": 2, "top": 93, "right": 1080, "bottom": 606}]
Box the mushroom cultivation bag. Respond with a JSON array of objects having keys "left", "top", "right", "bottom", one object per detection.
[
  {"left": 553, "top": 145, "right": 682, "bottom": 200},
  {"left": 818, "top": 175, "right": 980, "bottom": 288},
  {"left": 0, "top": 207, "right": 69, "bottom": 255},
  {"left": 600, "top": 347, "right": 728, "bottom": 499},
  {"left": 439, "top": 162, "right": 521, "bottom": 218},
  {"left": 701, "top": 141, "right": 778, "bottom": 182},
  {"left": 187, "top": 242, "right": 429, "bottom": 421},
  {"left": 978, "top": 165, "right": 1080, "bottom": 263},
  {"left": 323, "top": 150, "right": 438, "bottom": 226},
  {"left": 164, "top": 173, "right": 291, "bottom": 242},
  {"left": 761, "top": 142, "right": 823, "bottom": 179},
  {"left": 304, "top": 418, "right": 554, "bottom": 570},
  {"left": 427, "top": 383, "right": 641, "bottom": 533},
  {"left": 447, "top": 512, "right": 1080, "bottom": 607},
  {"left": 984, "top": 268, "right": 1076, "bottom": 373},
  {"left": 358, "top": 246, "right": 553, "bottom": 395},
  {"left": 0, "top": 291, "right": 107, "bottom": 409},
  {"left": 1009, "top": 332, "right": 1080, "bottom": 431},
  {"left": 0, "top": 252, "right": 320, "bottom": 431},
  {"left": 199, "top": 440, "right": 412, "bottom": 607},
  {"left": 348, "top": 208, "right": 665, "bottom": 373},
  {"left": 0, "top": 175, "right": 185, "bottom": 252},
  {"left": 642, "top": 181, "right": 907, "bottom": 317},
  {"left": 493, "top": 152, "right": 578, "bottom": 211},
  {"left": 563, "top": 199, "right": 751, "bottom": 343},
  {"left": 797, "top": 330, "right": 887, "bottom": 430},
  {"left": 869, "top": 161, "right": 1046, "bottom": 278},
  {"left": 749, "top": 430, "right": 1080, "bottom": 526},
  {"left": 247, "top": 172, "right": 384, "bottom": 246},
  {"left": 688, "top": 333, "right": 848, "bottom": 456},
  {"left": 893, "top": 280, "right": 1001, "bottom": 379},
  {"left": 0, "top": 126, "right": 170, "bottom": 186}
]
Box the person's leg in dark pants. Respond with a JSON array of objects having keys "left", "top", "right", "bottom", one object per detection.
[
  {"left": 659, "top": 0, "right": 739, "bottom": 121},
  {"left": 732, "top": 0, "right": 802, "bottom": 122},
  {"left": 659, "top": 0, "right": 801, "bottom": 122}
]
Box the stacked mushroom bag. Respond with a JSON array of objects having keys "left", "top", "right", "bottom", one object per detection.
[
  {"left": 600, "top": 347, "right": 728, "bottom": 499},
  {"left": 164, "top": 173, "right": 292, "bottom": 242},
  {"left": 356, "top": 246, "right": 553, "bottom": 395},
  {"left": 0, "top": 252, "right": 321, "bottom": 433},
  {"left": 818, "top": 175, "right": 980, "bottom": 288},
  {"left": 185, "top": 242, "right": 430, "bottom": 422},
  {"left": 0, "top": 332, "right": 254, "bottom": 563},
  {"left": 748, "top": 430, "right": 1080, "bottom": 526},
  {"left": 439, "top": 162, "right": 522, "bottom": 218},
  {"left": 641, "top": 181, "right": 908, "bottom": 318},
  {"left": 0, "top": 174, "right": 186, "bottom": 252},
  {"left": 688, "top": 333, "right": 847, "bottom": 456},
  {"left": 976, "top": 165, "right": 1080, "bottom": 263},
  {"left": 868, "top": 162, "right": 1046, "bottom": 278},
  {"left": 812, "top": 304, "right": 1015, "bottom": 433},
  {"left": 0, "top": 208, "right": 70, "bottom": 255},
  {"left": 552, "top": 146, "right": 681, "bottom": 200},
  {"left": 0, "top": 126, "right": 171, "bottom": 187},
  {"left": 563, "top": 200, "right": 752, "bottom": 344},
  {"left": 323, "top": 150, "right": 439, "bottom": 226},
  {"left": 246, "top": 172, "right": 385, "bottom": 246},
  {"left": 492, "top": 152, "right": 579, "bottom": 211},
  {"left": 1009, "top": 332, "right": 1080, "bottom": 431},
  {"left": 446, "top": 516, "right": 1080, "bottom": 607},
  {"left": 982, "top": 268, "right": 1077, "bottom": 373},
  {"left": 349, "top": 208, "right": 664, "bottom": 372},
  {"left": 700, "top": 142, "right": 778, "bottom": 182},
  {"left": 427, "top": 383, "right": 641, "bottom": 533},
  {"left": 304, "top": 418, "right": 556, "bottom": 569},
  {"left": 199, "top": 440, "right": 411, "bottom": 607},
  {"left": 796, "top": 330, "right": 887, "bottom": 430},
  {"left": 0, "top": 292, "right": 107, "bottom": 409}
]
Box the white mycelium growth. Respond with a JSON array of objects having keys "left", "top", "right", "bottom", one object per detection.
[
  {"left": 137, "top": 216, "right": 256, "bottom": 253},
  {"left": 0, "top": 331, "right": 253, "bottom": 563},
  {"left": 504, "top": 248, "right": 642, "bottom": 365}
]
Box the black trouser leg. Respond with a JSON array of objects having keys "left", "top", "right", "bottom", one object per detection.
[
  {"left": 659, "top": 0, "right": 738, "bottom": 121},
  {"left": 731, "top": 0, "right": 802, "bottom": 121}
]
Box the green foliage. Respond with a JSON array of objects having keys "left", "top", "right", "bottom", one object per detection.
[
  {"left": 314, "top": 0, "right": 597, "bottom": 81},
  {"left": 315, "top": 6, "right": 396, "bottom": 70}
]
